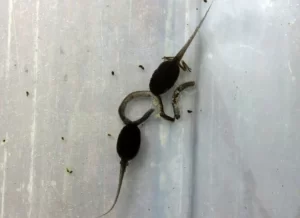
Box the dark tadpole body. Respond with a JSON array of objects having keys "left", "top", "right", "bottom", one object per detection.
[
  {"left": 149, "top": 2, "right": 214, "bottom": 96},
  {"left": 97, "top": 124, "right": 141, "bottom": 218}
]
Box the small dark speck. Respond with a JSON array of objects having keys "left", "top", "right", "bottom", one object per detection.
[
  {"left": 14, "top": 63, "right": 17, "bottom": 67},
  {"left": 25, "top": 68, "right": 29, "bottom": 73},
  {"left": 2, "top": 139, "right": 6, "bottom": 143},
  {"left": 196, "top": 8, "right": 198, "bottom": 10},
  {"left": 107, "top": 133, "right": 112, "bottom": 137},
  {"left": 61, "top": 137, "right": 65, "bottom": 140},
  {"left": 138, "top": 65, "right": 145, "bottom": 70},
  {"left": 111, "top": 71, "right": 115, "bottom": 76},
  {"left": 60, "top": 47, "right": 65, "bottom": 55},
  {"left": 66, "top": 168, "right": 73, "bottom": 174},
  {"left": 204, "top": 0, "right": 207, "bottom": 2},
  {"left": 244, "top": 206, "right": 247, "bottom": 210},
  {"left": 148, "top": 209, "right": 150, "bottom": 211},
  {"left": 200, "top": 109, "right": 202, "bottom": 112},
  {"left": 187, "top": 110, "right": 193, "bottom": 113},
  {"left": 282, "top": 185, "right": 284, "bottom": 187},
  {"left": 64, "top": 74, "right": 68, "bottom": 82},
  {"left": 26, "top": 91, "right": 30, "bottom": 97}
]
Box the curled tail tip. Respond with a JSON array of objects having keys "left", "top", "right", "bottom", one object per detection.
[{"left": 96, "top": 207, "right": 113, "bottom": 218}]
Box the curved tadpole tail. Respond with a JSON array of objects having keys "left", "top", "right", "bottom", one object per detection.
[
  {"left": 172, "top": 81, "right": 196, "bottom": 119},
  {"left": 96, "top": 160, "right": 128, "bottom": 218},
  {"left": 174, "top": 1, "right": 214, "bottom": 61},
  {"left": 118, "top": 91, "right": 154, "bottom": 125}
]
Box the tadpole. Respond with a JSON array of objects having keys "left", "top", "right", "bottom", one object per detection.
[{"left": 97, "top": 123, "right": 141, "bottom": 217}]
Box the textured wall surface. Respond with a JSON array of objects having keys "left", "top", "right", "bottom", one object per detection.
[{"left": 0, "top": 0, "right": 299, "bottom": 218}]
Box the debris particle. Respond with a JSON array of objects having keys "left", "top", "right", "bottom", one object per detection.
[
  {"left": 111, "top": 71, "right": 115, "bottom": 76},
  {"left": 64, "top": 74, "right": 68, "bottom": 82},
  {"left": 61, "top": 137, "right": 65, "bottom": 141},
  {"left": 25, "top": 68, "right": 29, "bottom": 73},
  {"left": 26, "top": 91, "right": 29, "bottom": 97},
  {"left": 138, "top": 65, "right": 145, "bottom": 70},
  {"left": 60, "top": 47, "right": 65, "bottom": 55},
  {"left": 107, "top": 133, "right": 112, "bottom": 137},
  {"left": 14, "top": 63, "right": 17, "bottom": 67},
  {"left": 204, "top": 0, "right": 207, "bottom": 2},
  {"left": 2, "top": 139, "right": 5, "bottom": 143},
  {"left": 66, "top": 168, "right": 73, "bottom": 174},
  {"left": 196, "top": 8, "right": 198, "bottom": 10},
  {"left": 187, "top": 110, "right": 193, "bottom": 113}
]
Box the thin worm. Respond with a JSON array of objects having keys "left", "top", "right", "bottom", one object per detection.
[
  {"left": 118, "top": 90, "right": 174, "bottom": 124},
  {"left": 155, "top": 95, "right": 175, "bottom": 122},
  {"left": 119, "top": 81, "right": 195, "bottom": 124},
  {"left": 172, "top": 81, "right": 196, "bottom": 119},
  {"left": 118, "top": 91, "right": 155, "bottom": 125}
]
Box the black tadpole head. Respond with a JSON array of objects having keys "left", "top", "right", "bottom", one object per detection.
[
  {"left": 117, "top": 123, "right": 141, "bottom": 161},
  {"left": 149, "top": 61, "right": 180, "bottom": 96}
]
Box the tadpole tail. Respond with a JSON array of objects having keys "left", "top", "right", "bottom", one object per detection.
[
  {"left": 172, "top": 81, "right": 196, "bottom": 120},
  {"left": 97, "top": 160, "right": 127, "bottom": 218},
  {"left": 174, "top": 1, "right": 214, "bottom": 61},
  {"left": 118, "top": 91, "right": 154, "bottom": 125}
]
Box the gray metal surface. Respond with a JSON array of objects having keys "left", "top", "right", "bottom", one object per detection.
[{"left": 0, "top": 0, "right": 299, "bottom": 218}]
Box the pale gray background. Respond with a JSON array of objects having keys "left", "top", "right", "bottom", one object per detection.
[{"left": 0, "top": 0, "right": 299, "bottom": 218}]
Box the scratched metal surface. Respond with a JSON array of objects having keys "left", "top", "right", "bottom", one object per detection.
[{"left": 0, "top": 0, "right": 299, "bottom": 218}]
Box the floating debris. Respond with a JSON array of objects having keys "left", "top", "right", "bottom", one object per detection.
[
  {"left": 66, "top": 168, "right": 73, "bottom": 174},
  {"left": 138, "top": 65, "right": 145, "bottom": 70}
]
